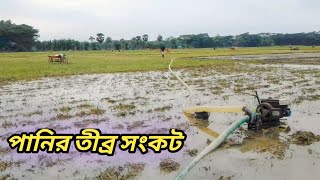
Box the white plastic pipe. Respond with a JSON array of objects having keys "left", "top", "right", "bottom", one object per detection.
[
  {"left": 168, "top": 58, "right": 249, "bottom": 180},
  {"left": 169, "top": 57, "right": 193, "bottom": 109},
  {"left": 168, "top": 58, "right": 243, "bottom": 112}
]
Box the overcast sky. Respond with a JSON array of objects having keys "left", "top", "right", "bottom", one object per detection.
[{"left": 1, "top": 0, "right": 319, "bottom": 41}]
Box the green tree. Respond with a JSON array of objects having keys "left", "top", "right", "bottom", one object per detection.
[
  {"left": 0, "top": 20, "right": 39, "bottom": 51},
  {"left": 114, "top": 41, "right": 121, "bottom": 50},
  {"left": 157, "top": 35, "right": 163, "bottom": 42},
  {"left": 105, "top": 36, "right": 112, "bottom": 49}
]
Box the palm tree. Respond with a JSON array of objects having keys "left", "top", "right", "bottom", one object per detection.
[
  {"left": 142, "top": 34, "right": 148, "bottom": 48},
  {"left": 142, "top": 34, "right": 148, "bottom": 42},
  {"left": 89, "top": 36, "right": 95, "bottom": 43},
  {"left": 88, "top": 36, "right": 95, "bottom": 50},
  {"left": 136, "top": 36, "right": 142, "bottom": 41},
  {"left": 96, "top": 33, "right": 105, "bottom": 50},
  {"left": 96, "top": 33, "right": 105, "bottom": 44}
]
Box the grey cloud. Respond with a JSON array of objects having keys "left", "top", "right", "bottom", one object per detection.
[{"left": 1, "top": 0, "right": 319, "bottom": 40}]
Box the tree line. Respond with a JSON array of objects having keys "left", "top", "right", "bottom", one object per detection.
[
  {"left": 0, "top": 20, "right": 39, "bottom": 51},
  {"left": 1, "top": 20, "right": 320, "bottom": 52}
]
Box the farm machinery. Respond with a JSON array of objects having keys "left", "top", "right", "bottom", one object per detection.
[
  {"left": 194, "top": 92, "right": 292, "bottom": 131},
  {"left": 48, "top": 53, "right": 68, "bottom": 64},
  {"left": 169, "top": 57, "right": 293, "bottom": 179}
]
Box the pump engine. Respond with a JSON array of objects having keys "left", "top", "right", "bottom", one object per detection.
[{"left": 193, "top": 92, "right": 291, "bottom": 131}]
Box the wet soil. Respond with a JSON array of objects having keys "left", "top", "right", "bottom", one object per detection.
[
  {"left": 0, "top": 54, "right": 320, "bottom": 179},
  {"left": 197, "top": 52, "right": 320, "bottom": 61}
]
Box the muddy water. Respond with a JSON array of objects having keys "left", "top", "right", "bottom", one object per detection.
[{"left": 0, "top": 62, "right": 320, "bottom": 180}]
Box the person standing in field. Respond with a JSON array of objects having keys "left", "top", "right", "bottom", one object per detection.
[{"left": 160, "top": 45, "right": 166, "bottom": 58}]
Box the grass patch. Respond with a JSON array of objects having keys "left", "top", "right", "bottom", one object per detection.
[
  {"left": 0, "top": 147, "right": 10, "bottom": 156},
  {"left": 56, "top": 114, "right": 73, "bottom": 120},
  {"left": 290, "top": 131, "right": 320, "bottom": 146},
  {"left": 267, "top": 77, "right": 280, "bottom": 85},
  {"left": 307, "top": 95, "right": 320, "bottom": 101},
  {"left": 102, "top": 97, "right": 118, "bottom": 104},
  {"left": 77, "top": 103, "right": 94, "bottom": 108},
  {"left": 127, "top": 121, "right": 145, "bottom": 131},
  {"left": 97, "top": 163, "right": 145, "bottom": 180},
  {"left": 90, "top": 107, "right": 106, "bottom": 115},
  {"left": 1, "top": 47, "right": 319, "bottom": 85},
  {"left": 112, "top": 103, "right": 136, "bottom": 111},
  {"left": 185, "top": 149, "right": 198, "bottom": 157},
  {"left": 112, "top": 103, "right": 136, "bottom": 117},
  {"left": 76, "top": 107, "right": 105, "bottom": 117},
  {"left": 0, "top": 161, "right": 12, "bottom": 172},
  {"left": 209, "top": 85, "right": 224, "bottom": 95},
  {"left": 115, "top": 112, "right": 128, "bottom": 117},
  {"left": 218, "top": 79, "right": 231, "bottom": 89},
  {"left": 233, "top": 86, "right": 244, "bottom": 94},
  {"left": 1, "top": 121, "right": 15, "bottom": 129},
  {"left": 25, "top": 110, "right": 42, "bottom": 117},
  {"left": 159, "top": 158, "right": 180, "bottom": 173},
  {"left": 294, "top": 79, "right": 310, "bottom": 85},
  {"left": 154, "top": 105, "right": 173, "bottom": 112},
  {"left": 295, "top": 95, "right": 320, "bottom": 104},
  {"left": 0, "top": 174, "right": 11, "bottom": 180},
  {"left": 303, "top": 88, "right": 317, "bottom": 94},
  {"left": 59, "top": 106, "right": 72, "bottom": 113}
]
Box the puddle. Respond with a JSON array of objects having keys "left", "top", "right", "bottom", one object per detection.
[{"left": 0, "top": 59, "right": 320, "bottom": 179}]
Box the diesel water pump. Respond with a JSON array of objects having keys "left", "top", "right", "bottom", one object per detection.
[{"left": 193, "top": 92, "right": 292, "bottom": 131}]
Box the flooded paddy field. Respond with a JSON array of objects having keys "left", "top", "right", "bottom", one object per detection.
[
  {"left": 197, "top": 52, "right": 320, "bottom": 61},
  {"left": 0, "top": 57, "right": 320, "bottom": 180}
]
